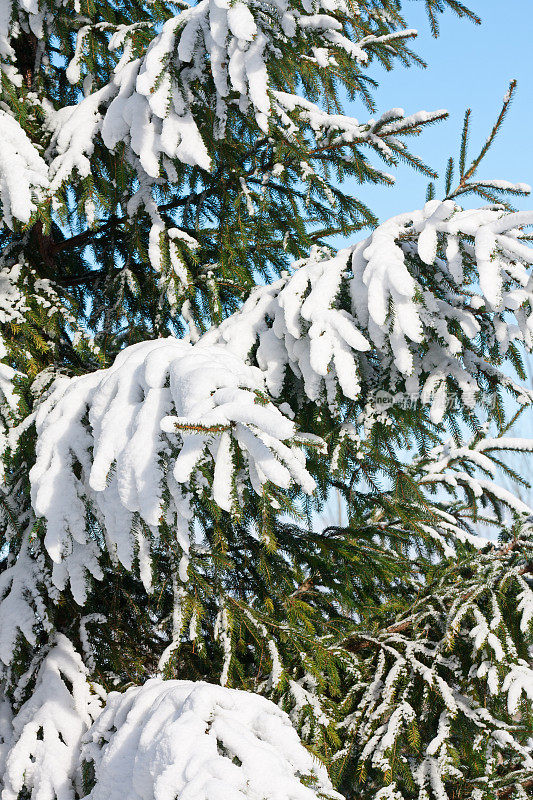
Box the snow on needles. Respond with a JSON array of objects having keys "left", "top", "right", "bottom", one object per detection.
[
  {"left": 27, "top": 200, "right": 533, "bottom": 601},
  {"left": 43, "top": 0, "right": 438, "bottom": 279},
  {"left": 49, "top": 0, "right": 424, "bottom": 180},
  {"left": 334, "top": 524, "right": 533, "bottom": 800},
  {"left": 0, "top": 534, "right": 52, "bottom": 667},
  {"left": 29, "top": 338, "right": 315, "bottom": 602},
  {"left": 0, "top": 110, "right": 49, "bottom": 228},
  {"left": 204, "top": 200, "right": 533, "bottom": 422},
  {"left": 81, "top": 678, "right": 342, "bottom": 800},
  {"left": 2, "top": 634, "right": 103, "bottom": 800},
  {"left": 0, "top": 646, "right": 342, "bottom": 800}
]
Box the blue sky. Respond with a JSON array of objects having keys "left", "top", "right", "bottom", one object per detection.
[{"left": 347, "top": 0, "right": 532, "bottom": 223}]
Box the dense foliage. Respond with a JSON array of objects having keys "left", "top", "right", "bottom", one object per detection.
[{"left": 0, "top": 0, "right": 532, "bottom": 798}]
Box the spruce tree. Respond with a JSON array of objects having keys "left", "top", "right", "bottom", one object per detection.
[{"left": 0, "top": 0, "right": 532, "bottom": 798}]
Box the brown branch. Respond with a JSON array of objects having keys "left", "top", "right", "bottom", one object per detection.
[
  {"left": 13, "top": 30, "right": 38, "bottom": 88},
  {"left": 51, "top": 148, "right": 270, "bottom": 258},
  {"left": 57, "top": 268, "right": 107, "bottom": 287},
  {"left": 497, "top": 777, "right": 533, "bottom": 797},
  {"left": 41, "top": 141, "right": 274, "bottom": 263},
  {"left": 32, "top": 221, "right": 56, "bottom": 270},
  {"left": 288, "top": 576, "right": 315, "bottom": 599},
  {"left": 50, "top": 192, "right": 211, "bottom": 257}
]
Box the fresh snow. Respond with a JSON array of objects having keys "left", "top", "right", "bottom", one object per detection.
[
  {"left": 39, "top": 1, "right": 443, "bottom": 279},
  {"left": 81, "top": 678, "right": 342, "bottom": 800},
  {"left": 0, "top": 4, "right": 532, "bottom": 797},
  {"left": 0, "top": 111, "right": 49, "bottom": 228},
  {"left": 2, "top": 634, "right": 103, "bottom": 800},
  {"left": 205, "top": 200, "right": 533, "bottom": 421},
  {"left": 0, "top": 534, "right": 52, "bottom": 667},
  {"left": 29, "top": 338, "right": 315, "bottom": 601},
  {"left": 26, "top": 200, "right": 533, "bottom": 603}
]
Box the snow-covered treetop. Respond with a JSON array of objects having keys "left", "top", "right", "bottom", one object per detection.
[{"left": 82, "top": 678, "right": 342, "bottom": 800}]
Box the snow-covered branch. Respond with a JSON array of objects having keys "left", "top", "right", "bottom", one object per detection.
[
  {"left": 0, "top": 111, "right": 49, "bottom": 229},
  {"left": 29, "top": 338, "right": 315, "bottom": 601},
  {"left": 81, "top": 678, "right": 341, "bottom": 800},
  {"left": 2, "top": 635, "right": 103, "bottom": 800},
  {"left": 336, "top": 527, "right": 533, "bottom": 800},
  {"left": 205, "top": 200, "right": 533, "bottom": 420}
]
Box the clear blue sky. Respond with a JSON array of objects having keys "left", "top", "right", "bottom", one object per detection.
[{"left": 347, "top": 0, "right": 532, "bottom": 223}]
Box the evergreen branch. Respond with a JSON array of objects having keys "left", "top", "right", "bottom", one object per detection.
[{"left": 462, "top": 80, "right": 517, "bottom": 183}]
